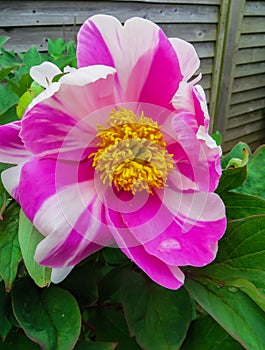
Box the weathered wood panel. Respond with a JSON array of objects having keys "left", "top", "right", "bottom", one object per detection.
[
  {"left": 227, "top": 109, "right": 265, "bottom": 129},
  {"left": 0, "top": 1, "right": 219, "bottom": 27},
  {"left": 222, "top": 0, "right": 265, "bottom": 151},
  {"left": 231, "top": 87, "right": 265, "bottom": 105}
]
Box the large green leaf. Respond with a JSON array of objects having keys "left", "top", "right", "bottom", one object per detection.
[
  {"left": 12, "top": 278, "right": 81, "bottom": 350},
  {"left": 0, "top": 281, "right": 12, "bottom": 340},
  {"left": 185, "top": 277, "right": 265, "bottom": 350},
  {"left": 18, "top": 210, "right": 51, "bottom": 288},
  {"left": 221, "top": 192, "right": 265, "bottom": 220},
  {"left": 0, "top": 203, "right": 21, "bottom": 291},
  {"left": 87, "top": 306, "right": 141, "bottom": 350},
  {"left": 1, "top": 330, "right": 40, "bottom": 350},
  {"left": 181, "top": 315, "right": 243, "bottom": 350},
  {"left": 216, "top": 166, "right": 247, "bottom": 194},
  {"left": 236, "top": 145, "right": 265, "bottom": 199},
  {"left": 121, "top": 270, "right": 193, "bottom": 350},
  {"left": 198, "top": 215, "right": 265, "bottom": 289}
]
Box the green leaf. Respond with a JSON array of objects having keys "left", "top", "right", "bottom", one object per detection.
[
  {"left": 0, "top": 281, "right": 12, "bottom": 340},
  {"left": 0, "top": 84, "right": 19, "bottom": 116},
  {"left": 1, "top": 330, "right": 40, "bottom": 350},
  {"left": 18, "top": 210, "right": 51, "bottom": 288},
  {"left": 59, "top": 262, "right": 99, "bottom": 306},
  {"left": 236, "top": 145, "right": 265, "bottom": 199},
  {"left": 185, "top": 277, "right": 265, "bottom": 350},
  {"left": 121, "top": 270, "right": 193, "bottom": 350},
  {"left": 216, "top": 166, "right": 247, "bottom": 194},
  {"left": 48, "top": 38, "right": 66, "bottom": 57},
  {"left": 211, "top": 131, "right": 222, "bottom": 146},
  {"left": 0, "top": 37, "right": 9, "bottom": 47},
  {"left": 87, "top": 307, "right": 141, "bottom": 350},
  {"left": 0, "top": 49, "right": 20, "bottom": 68},
  {"left": 23, "top": 46, "right": 42, "bottom": 67},
  {"left": 16, "top": 85, "right": 43, "bottom": 119},
  {"left": 75, "top": 340, "right": 117, "bottom": 350},
  {"left": 102, "top": 248, "right": 129, "bottom": 266},
  {"left": 196, "top": 215, "right": 265, "bottom": 289},
  {"left": 226, "top": 278, "right": 265, "bottom": 312},
  {"left": 0, "top": 203, "right": 21, "bottom": 291},
  {"left": 12, "top": 278, "right": 81, "bottom": 350},
  {"left": 0, "top": 66, "right": 16, "bottom": 82},
  {"left": 221, "top": 192, "right": 265, "bottom": 220},
  {"left": 181, "top": 315, "right": 243, "bottom": 350}
]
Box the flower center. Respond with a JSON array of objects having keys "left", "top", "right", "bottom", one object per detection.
[{"left": 91, "top": 108, "right": 174, "bottom": 194}]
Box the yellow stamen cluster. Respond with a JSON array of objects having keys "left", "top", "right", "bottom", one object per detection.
[{"left": 91, "top": 108, "right": 174, "bottom": 194}]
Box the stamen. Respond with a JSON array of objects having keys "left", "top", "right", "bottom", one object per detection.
[{"left": 90, "top": 108, "right": 174, "bottom": 194}]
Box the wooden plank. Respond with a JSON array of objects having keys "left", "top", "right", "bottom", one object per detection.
[
  {"left": 234, "top": 61, "right": 265, "bottom": 77},
  {"left": 193, "top": 42, "right": 215, "bottom": 58},
  {"left": 248, "top": 139, "right": 265, "bottom": 152},
  {"left": 224, "top": 119, "right": 265, "bottom": 142},
  {"left": 160, "top": 23, "right": 216, "bottom": 42},
  {"left": 245, "top": 1, "right": 265, "bottom": 16},
  {"left": 241, "top": 17, "right": 265, "bottom": 34},
  {"left": 209, "top": 0, "right": 229, "bottom": 129},
  {"left": 199, "top": 58, "right": 213, "bottom": 74},
  {"left": 239, "top": 33, "right": 265, "bottom": 48},
  {"left": 236, "top": 47, "right": 265, "bottom": 64},
  {"left": 223, "top": 130, "right": 265, "bottom": 152},
  {"left": 199, "top": 73, "right": 211, "bottom": 89},
  {"left": 233, "top": 74, "right": 265, "bottom": 92},
  {"left": 228, "top": 98, "right": 265, "bottom": 117},
  {"left": 0, "top": 26, "right": 78, "bottom": 52},
  {"left": 0, "top": 1, "right": 219, "bottom": 27},
  {"left": 212, "top": 0, "right": 245, "bottom": 135},
  {"left": 227, "top": 109, "right": 265, "bottom": 128},
  {"left": 113, "top": 0, "right": 220, "bottom": 4},
  {"left": 231, "top": 87, "right": 265, "bottom": 104}
]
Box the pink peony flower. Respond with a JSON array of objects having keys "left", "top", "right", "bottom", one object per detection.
[{"left": 0, "top": 15, "right": 226, "bottom": 289}]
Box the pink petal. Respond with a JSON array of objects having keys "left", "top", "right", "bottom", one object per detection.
[
  {"left": 143, "top": 189, "right": 226, "bottom": 266},
  {"left": 34, "top": 181, "right": 113, "bottom": 268},
  {"left": 169, "top": 38, "right": 200, "bottom": 81},
  {"left": 21, "top": 66, "right": 116, "bottom": 160},
  {"left": 77, "top": 15, "right": 183, "bottom": 108},
  {"left": 106, "top": 206, "right": 184, "bottom": 290},
  {"left": 0, "top": 121, "right": 30, "bottom": 164},
  {"left": 169, "top": 112, "right": 221, "bottom": 192},
  {"left": 17, "top": 157, "right": 94, "bottom": 221}
]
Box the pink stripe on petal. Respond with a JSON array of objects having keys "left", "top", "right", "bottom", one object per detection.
[
  {"left": 18, "top": 158, "right": 93, "bottom": 221},
  {"left": 139, "top": 29, "right": 183, "bottom": 109},
  {"left": 0, "top": 121, "right": 30, "bottom": 164},
  {"left": 106, "top": 207, "right": 184, "bottom": 289},
  {"left": 77, "top": 17, "right": 116, "bottom": 68},
  {"left": 34, "top": 183, "right": 113, "bottom": 267}
]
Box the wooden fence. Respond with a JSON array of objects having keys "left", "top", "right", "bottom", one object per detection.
[{"left": 0, "top": 0, "right": 264, "bottom": 152}]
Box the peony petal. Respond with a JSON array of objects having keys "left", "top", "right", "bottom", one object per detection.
[
  {"left": 21, "top": 66, "right": 116, "bottom": 160},
  {"left": 17, "top": 157, "right": 94, "bottom": 221},
  {"left": 143, "top": 189, "right": 226, "bottom": 266},
  {"left": 34, "top": 181, "right": 113, "bottom": 268},
  {"left": 106, "top": 206, "right": 184, "bottom": 289},
  {"left": 30, "top": 62, "right": 62, "bottom": 88},
  {"left": 169, "top": 38, "right": 200, "bottom": 81},
  {"left": 1, "top": 165, "right": 22, "bottom": 201},
  {"left": 51, "top": 266, "right": 74, "bottom": 284},
  {"left": 77, "top": 15, "right": 183, "bottom": 107},
  {"left": 0, "top": 121, "right": 30, "bottom": 164}
]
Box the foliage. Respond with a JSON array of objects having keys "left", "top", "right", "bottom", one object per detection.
[{"left": 0, "top": 37, "right": 264, "bottom": 350}]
